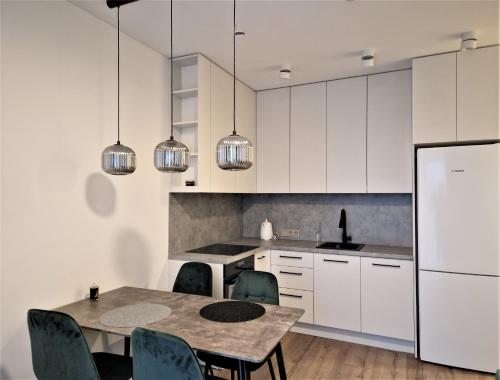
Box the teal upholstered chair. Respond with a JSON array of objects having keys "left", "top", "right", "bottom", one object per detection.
[
  {"left": 132, "top": 327, "right": 224, "bottom": 380},
  {"left": 27, "top": 309, "right": 132, "bottom": 380},
  {"left": 197, "top": 271, "right": 282, "bottom": 380},
  {"left": 173, "top": 262, "right": 213, "bottom": 297}
]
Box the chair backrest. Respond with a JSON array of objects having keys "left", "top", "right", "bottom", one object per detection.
[
  {"left": 27, "top": 309, "right": 100, "bottom": 380},
  {"left": 232, "top": 270, "right": 279, "bottom": 305},
  {"left": 173, "top": 262, "right": 213, "bottom": 297},
  {"left": 132, "top": 327, "right": 204, "bottom": 380}
]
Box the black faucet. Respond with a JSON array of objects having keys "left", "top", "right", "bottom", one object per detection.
[{"left": 338, "top": 209, "right": 352, "bottom": 245}]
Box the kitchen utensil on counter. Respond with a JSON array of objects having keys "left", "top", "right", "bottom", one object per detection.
[{"left": 260, "top": 219, "right": 273, "bottom": 240}]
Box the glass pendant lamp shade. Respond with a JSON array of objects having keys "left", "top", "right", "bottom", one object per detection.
[
  {"left": 102, "top": 142, "right": 136, "bottom": 175},
  {"left": 101, "top": 6, "right": 136, "bottom": 176},
  {"left": 216, "top": 132, "right": 253, "bottom": 170},
  {"left": 216, "top": 0, "right": 253, "bottom": 171},
  {"left": 154, "top": 137, "right": 189, "bottom": 172},
  {"left": 153, "top": 0, "right": 190, "bottom": 173}
]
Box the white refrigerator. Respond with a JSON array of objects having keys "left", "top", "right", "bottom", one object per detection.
[{"left": 417, "top": 143, "right": 499, "bottom": 373}]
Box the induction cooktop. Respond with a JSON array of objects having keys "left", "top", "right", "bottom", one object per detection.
[{"left": 186, "top": 244, "right": 258, "bottom": 256}]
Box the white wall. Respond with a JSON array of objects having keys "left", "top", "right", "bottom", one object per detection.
[{"left": 1, "top": 1, "right": 171, "bottom": 378}]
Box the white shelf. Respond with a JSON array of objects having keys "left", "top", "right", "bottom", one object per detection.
[
  {"left": 173, "top": 88, "right": 198, "bottom": 98},
  {"left": 172, "top": 120, "right": 198, "bottom": 128}
]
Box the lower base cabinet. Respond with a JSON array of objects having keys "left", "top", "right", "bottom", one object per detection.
[
  {"left": 313, "top": 254, "right": 361, "bottom": 332},
  {"left": 278, "top": 288, "right": 314, "bottom": 324},
  {"left": 360, "top": 257, "right": 414, "bottom": 341}
]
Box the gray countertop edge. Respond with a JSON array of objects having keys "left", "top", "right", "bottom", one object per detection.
[{"left": 169, "top": 238, "right": 414, "bottom": 265}]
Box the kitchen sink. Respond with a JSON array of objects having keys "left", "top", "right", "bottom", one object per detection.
[{"left": 316, "top": 242, "right": 364, "bottom": 251}]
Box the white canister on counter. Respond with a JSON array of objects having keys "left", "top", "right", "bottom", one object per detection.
[{"left": 260, "top": 219, "right": 273, "bottom": 241}]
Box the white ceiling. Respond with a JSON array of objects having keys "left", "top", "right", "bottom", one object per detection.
[{"left": 71, "top": 0, "right": 499, "bottom": 91}]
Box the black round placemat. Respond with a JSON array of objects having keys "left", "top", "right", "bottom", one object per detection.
[{"left": 199, "top": 301, "right": 265, "bottom": 323}]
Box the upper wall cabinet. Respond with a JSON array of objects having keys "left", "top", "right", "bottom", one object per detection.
[
  {"left": 367, "top": 70, "right": 412, "bottom": 193},
  {"left": 290, "top": 82, "right": 327, "bottom": 193},
  {"left": 327, "top": 77, "right": 367, "bottom": 193},
  {"left": 457, "top": 46, "right": 499, "bottom": 141},
  {"left": 257, "top": 88, "right": 290, "bottom": 193},
  {"left": 412, "top": 52, "right": 457, "bottom": 144},
  {"left": 412, "top": 46, "right": 499, "bottom": 144},
  {"left": 209, "top": 64, "right": 257, "bottom": 193}
]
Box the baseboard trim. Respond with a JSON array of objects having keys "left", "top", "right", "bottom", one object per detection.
[{"left": 291, "top": 322, "right": 415, "bottom": 354}]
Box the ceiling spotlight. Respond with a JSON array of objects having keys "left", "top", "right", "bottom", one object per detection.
[
  {"left": 361, "top": 49, "right": 374, "bottom": 67},
  {"left": 461, "top": 31, "right": 477, "bottom": 50},
  {"left": 280, "top": 64, "right": 292, "bottom": 79}
]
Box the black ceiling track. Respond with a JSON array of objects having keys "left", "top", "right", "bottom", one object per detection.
[{"left": 106, "top": 0, "right": 139, "bottom": 9}]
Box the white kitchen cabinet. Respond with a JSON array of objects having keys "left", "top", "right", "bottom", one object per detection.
[
  {"left": 367, "top": 70, "right": 412, "bottom": 193},
  {"left": 271, "top": 265, "right": 314, "bottom": 291},
  {"left": 210, "top": 64, "right": 256, "bottom": 192},
  {"left": 271, "top": 250, "right": 314, "bottom": 268},
  {"left": 457, "top": 46, "right": 499, "bottom": 141},
  {"left": 210, "top": 64, "right": 235, "bottom": 192},
  {"left": 254, "top": 250, "right": 271, "bottom": 272},
  {"left": 412, "top": 53, "right": 457, "bottom": 144},
  {"left": 233, "top": 80, "right": 257, "bottom": 193},
  {"left": 257, "top": 88, "right": 290, "bottom": 193},
  {"left": 327, "top": 77, "right": 367, "bottom": 193},
  {"left": 290, "top": 82, "right": 327, "bottom": 193},
  {"left": 314, "top": 254, "right": 361, "bottom": 331},
  {"left": 361, "top": 258, "right": 414, "bottom": 341},
  {"left": 278, "top": 288, "right": 314, "bottom": 324}
]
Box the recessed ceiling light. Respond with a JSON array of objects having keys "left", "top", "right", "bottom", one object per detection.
[
  {"left": 461, "top": 31, "right": 477, "bottom": 50},
  {"left": 280, "top": 64, "right": 292, "bottom": 79},
  {"left": 361, "top": 49, "right": 374, "bottom": 67}
]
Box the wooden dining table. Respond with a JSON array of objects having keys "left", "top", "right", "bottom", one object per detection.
[{"left": 55, "top": 286, "right": 304, "bottom": 380}]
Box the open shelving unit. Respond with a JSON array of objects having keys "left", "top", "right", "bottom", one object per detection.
[{"left": 170, "top": 54, "right": 210, "bottom": 192}]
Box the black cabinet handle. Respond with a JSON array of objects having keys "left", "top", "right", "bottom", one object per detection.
[
  {"left": 372, "top": 263, "right": 401, "bottom": 268},
  {"left": 257, "top": 256, "right": 266, "bottom": 260},
  {"left": 279, "top": 255, "right": 302, "bottom": 260},
  {"left": 280, "top": 293, "right": 302, "bottom": 299},
  {"left": 324, "top": 259, "right": 348, "bottom": 264},
  {"left": 279, "top": 271, "right": 302, "bottom": 276}
]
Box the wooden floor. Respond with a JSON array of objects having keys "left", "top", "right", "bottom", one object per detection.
[{"left": 216, "top": 332, "right": 494, "bottom": 380}]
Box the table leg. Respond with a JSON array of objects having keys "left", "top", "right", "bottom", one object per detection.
[
  {"left": 238, "top": 360, "right": 248, "bottom": 380},
  {"left": 275, "top": 343, "right": 287, "bottom": 380},
  {"left": 124, "top": 336, "right": 130, "bottom": 357}
]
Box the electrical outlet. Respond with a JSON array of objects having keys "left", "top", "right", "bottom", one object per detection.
[{"left": 280, "top": 228, "right": 300, "bottom": 240}]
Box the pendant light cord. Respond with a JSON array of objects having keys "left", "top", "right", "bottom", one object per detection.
[
  {"left": 117, "top": 6, "right": 121, "bottom": 144},
  {"left": 232, "top": 0, "right": 236, "bottom": 136},
  {"left": 169, "top": 0, "right": 174, "bottom": 141}
]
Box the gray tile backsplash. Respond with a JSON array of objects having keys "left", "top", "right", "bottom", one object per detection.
[
  {"left": 169, "top": 193, "right": 413, "bottom": 253},
  {"left": 242, "top": 194, "right": 413, "bottom": 247},
  {"left": 169, "top": 193, "right": 243, "bottom": 254}
]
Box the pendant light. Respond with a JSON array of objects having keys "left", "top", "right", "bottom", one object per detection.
[
  {"left": 102, "top": 6, "right": 137, "bottom": 175},
  {"left": 154, "top": 0, "right": 189, "bottom": 172},
  {"left": 216, "top": 0, "right": 254, "bottom": 171}
]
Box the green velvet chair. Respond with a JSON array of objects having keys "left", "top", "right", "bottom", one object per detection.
[
  {"left": 173, "top": 262, "right": 213, "bottom": 297},
  {"left": 27, "top": 309, "right": 132, "bottom": 380},
  {"left": 197, "top": 270, "right": 284, "bottom": 380},
  {"left": 132, "top": 327, "right": 225, "bottom": 380}
]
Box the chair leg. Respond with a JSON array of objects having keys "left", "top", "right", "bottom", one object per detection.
[
  {"left": 231, "top": 369, "right": 235, "bottom": 380},
  {"left": 267, "top": 357, "right": 276, "bottom": 380},
  {"left": 209, "top": 366, "right": 214, "bottom": 376},
  {"left": 204, "top": 363, "right": 211, "bottom": 378},
  {"left": 124, "top": 337, "right": 130, "bottom": 357}
]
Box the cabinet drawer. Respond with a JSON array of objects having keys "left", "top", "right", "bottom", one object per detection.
[
  {"left": 271, "top": 265, "right": 313, "bottom": 291},
  {"left": 271, "top": 250, "right": 313, "bottom": 268},
  {"left": 254, "top": 250, "right": 270, "bottom": 272},
  {"left": 314, "top": 254, "right": 361, "bottom": 331},
  {"left": 361, "top": 257, "right": 414, "bottom": 341},
  {"left": 278, "top": 288, "right": 313, "bottom": 324}
]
